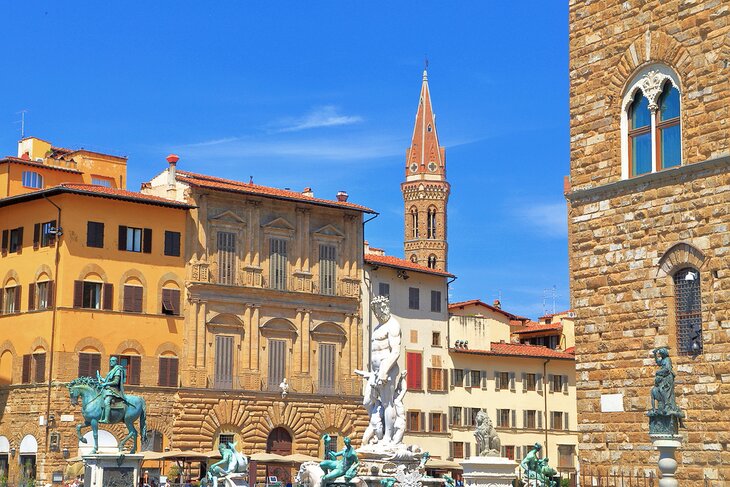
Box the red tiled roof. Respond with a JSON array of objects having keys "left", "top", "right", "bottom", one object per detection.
[
  {"left": 564, "top": 346, "right": 575, "bottom": 354},
  {"left": 364, "top": 253, "right": 455, "bottom": 278},
  {"left": 539, "top": 309, "right": 574, "bottom": 320},
  {"left": 0, "top": 184, "right": 194, "bottom": 209},
  {"left": 513, "top": 323, "right": 563, "bottom": 334},
  {"left": 0, "top": 156, "right": 82, "bottom": 174},
  {"left": 59, "top": 184, "right": 194, "bottom": 208},
  {"left": 448, "top": 299, "right": 527, "bottom": 321},
  {"left": 450, "top": 342, "right": 575, "bottom": 360},
  {"left": 175, "top": 170, "right": 375, "bottom": 213}
]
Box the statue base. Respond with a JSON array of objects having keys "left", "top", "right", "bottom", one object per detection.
[
  {"left": 355, "top": 446, "right": 442, "bottom": 487},
  {"left": 82, "top": 453, "right": 144, "bottom": 487},
  {"left": 651, "top": 436, "right": 682, "bottom": 487},
  {"left": 461, "top": 456, "right": 517, "bottom": 487}
]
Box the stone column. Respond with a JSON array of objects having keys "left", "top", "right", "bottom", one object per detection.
[
  {"left": 251, "top": 304, "right": 261, "bottom": 371},
  {"left": 653, "top": 438, "right": 681, "bottom": 487}
]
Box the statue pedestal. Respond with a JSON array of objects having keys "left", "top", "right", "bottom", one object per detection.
[
  {"left": 82, "top": 453, "right": 144, "bottom": 487},
  {"left": 652, "top": 437, "right": 682, "bottom": 487},
  {"left": 460, "top": 456, "right": 517, "bottom": 487},
  {"left": 355, "top": 447, "right": 442, "bottom": 487}
]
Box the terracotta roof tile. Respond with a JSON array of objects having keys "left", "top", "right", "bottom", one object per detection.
[
  {"left": 448, "top": 299, "right": 527, "bottom": 321},
  {"left": 176, "top": 170, "right": 374, "bottom": 213},
  {"left": 59, "top": 183, "right": 194, "bottom": 208},
  {"left": 364, "top": 253, "right": 455, "bottom": 277},
  {"left": 0, "top": 156, "right": 82, "bottom": 174},
  {"left": 451, "top": 342, "right": 575, "bottom": 360},
  {"left": 513, "top": 323, "right": 563, "bottom": 334}
]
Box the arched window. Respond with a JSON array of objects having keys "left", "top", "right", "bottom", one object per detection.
[
  {"left": 78, "top": 347, "right": 101, "bottom": 378},
  {"left": 410, "top": 208, "right": 419, "bottom": 238},
  {"left": 427, "top": 255, "right": 437, "bottom": 269},
  {"left": 427, "top": 207, "right": 437, "bottom": 239},
  {"left": 122, "top": 278, "right": 144, "bottom": 314},
  {"left": 21, "top": 171, "right": 43, "bottom": 189},
  {"left": 0, "top": 350, "right": 12, "bottom": 385},
  {"left": 622, "top": 66, "right": 682, "bottom": 178},
  {"left": 673, "top": 268, "right": 702, "bottom": 355},
  {"left": 113, "top": 349, "right": 142, "bottom": 385}
]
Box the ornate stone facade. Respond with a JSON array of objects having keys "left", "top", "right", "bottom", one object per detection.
[
  {"left": 402, "top": 70, "right": 450, "bottom": 272},
  {"left": 568, "top": 2, "right": 730, "bottom": 484}
]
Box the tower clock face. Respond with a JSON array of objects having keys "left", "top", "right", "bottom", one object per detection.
[{"left": 410, "top": 163, "right": 418, "bottom": 173}]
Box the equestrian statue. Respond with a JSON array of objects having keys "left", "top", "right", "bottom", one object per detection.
[{"left": 67, "top": 356, "right": 147, "bottom": 454}]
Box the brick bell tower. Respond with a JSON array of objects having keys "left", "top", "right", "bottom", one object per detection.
[{"left": 402, "top": 69, "right": 450, "bottom": 271}]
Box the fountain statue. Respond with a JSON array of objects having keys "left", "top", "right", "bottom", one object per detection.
[{"left": 519, "top": 444, "right": 557, "bottom": 487}]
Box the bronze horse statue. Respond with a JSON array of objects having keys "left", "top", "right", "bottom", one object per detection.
[{"left": 67, "top": 376, "right": 147, "bottom": 454}]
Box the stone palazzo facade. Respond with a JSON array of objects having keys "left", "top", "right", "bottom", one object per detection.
[{"left": 568, "top": 1, "right": 730, "bottom": 484}]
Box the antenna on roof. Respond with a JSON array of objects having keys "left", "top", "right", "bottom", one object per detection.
[
  {"left": 424, "top": 55, "right": 429, "bottom": 71},
  {"left": 543, "top": 285, "right": 558, "bottom": 315},
  {"left": 249, "top": 176, "right": 253, "bottom": 185},
  {"left": 15, "top": 110, "right": 28, "bottom": 138}
]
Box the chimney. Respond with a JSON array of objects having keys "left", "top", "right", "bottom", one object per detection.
[
  {"left": 336, "top": 190, "right": 348, "bottom": 202},
  {"left": 302, "top": 187, "right": 314, "bottom": 198},
  {"left": 166, "top": 154, "right": 179, "bottom": 198},
  {"left": 493, "top": 299, "right": 501, "bottom": 309}
]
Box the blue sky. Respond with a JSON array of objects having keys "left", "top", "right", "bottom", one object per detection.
[{"left": 0, "top": 2, "right": 569, "bottom": 318}]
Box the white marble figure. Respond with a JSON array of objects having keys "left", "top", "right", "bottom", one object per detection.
[
  {"left": 279, "top": 378, "right": 289, "bottom": 399},
  {"left": 295, "top": 462, "right": 367, "bottom": 487},
  {"left": 356, "top": 296, "right": 403, "bottom": 448}
]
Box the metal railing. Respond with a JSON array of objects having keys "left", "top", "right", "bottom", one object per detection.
[{"left": 580, "top": 470, "right": 656, "bottom": 487}]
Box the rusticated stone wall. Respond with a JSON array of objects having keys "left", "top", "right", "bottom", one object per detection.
[
  {"left": 568, "top": 1, "right": 730, "bottom": 485},
  {"left": 0, "top": 384, "right": 366, "bottom": 484}
]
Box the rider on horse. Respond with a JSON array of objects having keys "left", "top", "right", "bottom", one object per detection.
[{"left": 97, "top": 356, "right": 127, "bottom": 424}]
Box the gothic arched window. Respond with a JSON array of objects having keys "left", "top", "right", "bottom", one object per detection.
[
  {"left": 621, "top": 66, "right": 682, "bottom": 179},
  {"left": 427, "top": 207, "right": 437, "bottom": 239},
  {"left": 410, "top": 208, "right": 419, "bottom": 239},
  {"left": 673, "top": 268, "right": 702, "bottom": 355},
  {"left": 427, "top": 255, "right": 437, "bottom": 269}
]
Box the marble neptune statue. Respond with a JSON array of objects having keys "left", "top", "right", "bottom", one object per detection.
[{"left": 356, "top": 295, "right": 404, "bottom": 448}]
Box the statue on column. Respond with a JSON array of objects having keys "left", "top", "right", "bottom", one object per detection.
[{"left": 356, "top": 296, "right": 403, "bottom": 448}]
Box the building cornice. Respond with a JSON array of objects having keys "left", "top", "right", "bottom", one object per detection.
[{"left": 566, "top": 155, "right": 730, "bottom": 203}]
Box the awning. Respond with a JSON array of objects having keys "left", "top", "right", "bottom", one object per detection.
[
  {"left": 159, "top": 449, "right": 209, "bottom": 461},
  {"left": 249, "top": 452, "right": 290, "bottom": 463},
  {"left": 285, "top": 453, "right": 321, "bottom": 464}
]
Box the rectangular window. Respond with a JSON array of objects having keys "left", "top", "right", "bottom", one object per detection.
[
  {"left": 467, "top": 407, "right": 480, "bottom": 427},
  {"left": 451, "top": 442, "right": 465, "bottom": 459},
  {"left": 431, "top": 331, "right": 441, "bottom": 347},
  {"left": 558, "top": 445, "right": 576, "bottom": 468},
  {"left": 158, "top": 356, "right": 179, "bottom": 387},
  {"left": 503, "top": 445, "right": 515, "bottom": 461},
  {"left": 164, "top": 231, "right": 181, "bottom": 257},
  {"left": 550, "top": 374, "right": 564, "bottom": 393},
  {"left": 78, "top": 352, "right": 101, "bottom": 378},
  {"left": 429, "top": 412, "right": 446, "bottom": 433},
  {"left": 36, "top": 281, "right": 51, "bottom": 310},
  {"left": 269, "top": 238, "right": 288, "bottom": 291},
  {"left": 524, "top": 410, "right": 537, "bottom": 429},
  {"left": 87, "top": 222, "right": 105, "bottom": 248},
  {"left": 268, "top": 339, "right": 287, "bottom": 390},
  {"left": 123, "top": 285, "right": 144, "bottom": 313},
  {"left": 161, "top": 288, "right": 181, "bottom": 315},
  {"left": 22, "top": 171, "right": 43, "bottom": 189},
  {"left": 496, "top": 371, "right": 509, "bottom": 391},
  {"left": 430, "top": 290, "right": 441, "bottom": 312},
  {"left": 218, "top": 434, "right": 235, "bottom": 446},
  {"left": 497, "top": 409, "right": 511, "bottom": 428},
  {"left": 91, "top": 177, "right": 113, "bottom": 188},
  {"left": 33, "top": 220, "right": 56, "bottom": 248},
  {"left": 551, "top": 411, "right": 564, "bottom": 431},
  {"left": 378, "top": 282, "right": 390, "bottom": 298},
  {"left": 82, "top": 282, "right": 103, "bottom": 309},
  {"left": 524, "top": 373, "right": 537, "bottom": 391},
  {"left": 214, "top": 335, "right": 234, "bottom": 389},
  {"left": 124, "top": 226, "right": 143, "bottom": 252},
  {"left": 9, "top": 227, "right": 23, "bottom": 253},
  {"left": 470, "top": 370, "right": 481, "bottom": 388},
  {"left": 217, "top": 231, "right": 237, "bottom": 285},
  {"left": 409, "top": 329, "right": 418, "bottom": 343},
  {"left": 113, "top": 355, "right": 141, "bottom": 385},
  {"left": 427, "top": 368, "right": 447, "bottom": 392},
  {"left": 406, "top": 411, "right": 424, "bottom": 432},
  {"left": 449, "top": 407, "right": 462, "bottom": 427},
  {"left": 318, "top": 343, "right": 336, "bottom": 394},
  {"left": 319, "top": 244, "right": 337, "bottom": 295},
  {"left": 408, "top": 287, "right": 419, "bottom": 310},
  {"left": 406, "top": 352, "right": 423, "bottom": 390},
  {"left": 324, "top": 435, "right": 338, "bottom": 456},
  {"left": 2, "top": 286, "right": 19, "bottom": 314},
  {"left": 452, "top": 369, "right": 464, "bottom": 387},
  {"left": 33, "top": 352, "right": 46, "bottom": 383}
]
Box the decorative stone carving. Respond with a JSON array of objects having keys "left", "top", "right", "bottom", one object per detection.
[
  {"left": 638, "top": 70, "right": 670, "bottom": 110},
  {"left": 473, "top": 409, "right": 501, "bottom": 456}
]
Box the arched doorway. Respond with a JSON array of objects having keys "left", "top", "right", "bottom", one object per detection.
[{"left": 266, "top": 427, "right": 292, "bottom": 483}]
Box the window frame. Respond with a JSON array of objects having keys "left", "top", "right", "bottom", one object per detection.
[
  {"left": 621, "top": 65, "right": 682, "bottom": 179},
  {"left": 87, "top": 221, "right": 105, "bottom": 248},
  {"left": 674, "top": 267, "right": 703, "bottom": 355},
  {"left": 430, "top": 290, "right": 441, "bottom": 313},
  {"left": 164, "top": 231, "right": 181, "bottom": 257},
  {"left": 408, "top": 287, "right": 420, "bottom": 310},
  {"left": 22, "top": 171, "right": 43, "bottom": 189}
]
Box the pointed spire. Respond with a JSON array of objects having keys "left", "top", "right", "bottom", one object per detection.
[{"left": 406, "top": 68, "right": 445, "bottom": 181}]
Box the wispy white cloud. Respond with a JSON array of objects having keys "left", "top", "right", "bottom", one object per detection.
[
  {"left": 174, "top": 133, "right": 402, "bottom": 162},
  {"left": 272, "top": 105, "right": 363, "bottom": 133},
  {"left": 515, "top": 202, "right": 567, "bottom": 239}
]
